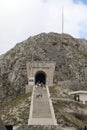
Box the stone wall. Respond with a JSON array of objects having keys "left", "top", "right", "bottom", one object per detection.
[
  {"left": 26, "top": 62, "right": 56, "bottom": 87},
  {"left": 17, "top": 125, "right": 63, "bottom": 130}
]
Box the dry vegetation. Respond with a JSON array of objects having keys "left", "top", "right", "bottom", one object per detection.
[
  {"left": 49, "top": 85, "right": 87, "bottom": 129},
  {"left": 0, "top": 86, "right": 87, "bottom": 130},
  {"left": 0, "top": 92, "right": 31, "bottom": 126}
]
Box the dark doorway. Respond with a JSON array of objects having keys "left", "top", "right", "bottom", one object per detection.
[
  {"left": 35, "top": 71, "right": 46, "bottom": 85},
  {"left": 5, "top": 125, "right": 13, "bottom": 130}
]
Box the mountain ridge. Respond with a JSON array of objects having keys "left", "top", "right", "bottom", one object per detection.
[{"left": 0, "top": 32, "right": 87, "bottom": 102}]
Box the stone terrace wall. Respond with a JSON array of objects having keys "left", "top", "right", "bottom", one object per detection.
[{"left": 17, "top": 125, "right": 64, "bottom": 130}]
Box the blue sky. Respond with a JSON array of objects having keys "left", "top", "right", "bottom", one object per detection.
[
  {"left": 0, "top": 0, "right": 87, "bottom": 55},
  {"left": 73, "top": 0, "right": 87, "bottom": 4}
]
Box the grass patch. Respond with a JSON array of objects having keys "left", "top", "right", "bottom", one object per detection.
[
  {"left": 49, "top": 85, "right": 59, "bottom": 97},
  {"left": 0, "top": 92, "right": 31, "bottom": 110},
  {"left": 18, "top": 107, "right": 29, "bottom": 124},
  {"left": 53, "top": 100, "right": 87, "bottom": 129},
  {"left": 0, "top": 92, "right": 31, "bottom": 125}
]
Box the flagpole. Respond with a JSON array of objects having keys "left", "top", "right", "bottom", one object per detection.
[{"left": 62, "top": 4, "right": 64, "bottom": 34}]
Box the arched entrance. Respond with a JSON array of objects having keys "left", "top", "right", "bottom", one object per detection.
[{"left": 35, "top": 71, "right": 46, "bottom": 85}]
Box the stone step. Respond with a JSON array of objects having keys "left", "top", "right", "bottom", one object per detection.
[
  {"left": 33, "top": 101, "right": 51, "bottom": 116},
  {"left": 32, "top": 88, "right": 52, "bottom": 118},
  {"left": 28, "top": 118, "right": 57, "bottom": 125}
]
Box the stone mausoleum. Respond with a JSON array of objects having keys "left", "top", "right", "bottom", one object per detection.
[{"left": 26, "top": 62, "right": 56, "bottom": 92}]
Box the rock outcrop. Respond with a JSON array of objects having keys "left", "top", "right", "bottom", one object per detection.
[{"left": 0, "top": 33, "right": 87, "bottom": 102}]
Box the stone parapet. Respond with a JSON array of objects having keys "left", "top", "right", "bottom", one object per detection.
[{"left": 16, "top": 125, "right": 63, "bottom": 130}]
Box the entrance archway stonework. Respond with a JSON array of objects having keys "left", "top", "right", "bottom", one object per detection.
[{"left": 26, "top": 62, "right": 56, "bottom": 92}]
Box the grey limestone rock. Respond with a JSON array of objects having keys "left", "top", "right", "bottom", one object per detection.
[{"left": 0, "top": 32, "right": 87, "bottom": 102}]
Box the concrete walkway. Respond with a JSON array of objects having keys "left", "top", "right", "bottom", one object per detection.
[{"left": 28, "top": 86, "right": 57, "bottom": 125}]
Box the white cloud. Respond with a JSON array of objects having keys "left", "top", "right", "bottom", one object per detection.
[
  {"left": 63, "top": 0, "right": 87, "bottom": 37},
  {"left": 0, "top": 0, "right": 87, "bottom": 54}
]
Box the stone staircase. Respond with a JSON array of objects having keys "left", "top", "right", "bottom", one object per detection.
[
  {"left": 15, "top": 89, "right": 77, "bottom": 129},
  {"left": 28, "top": 86, "right": 57, "bottom": 125}
]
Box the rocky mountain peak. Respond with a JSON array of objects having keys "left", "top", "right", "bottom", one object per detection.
[{"left": 0, "top": 32, "right": 87, "bottom": 102}]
